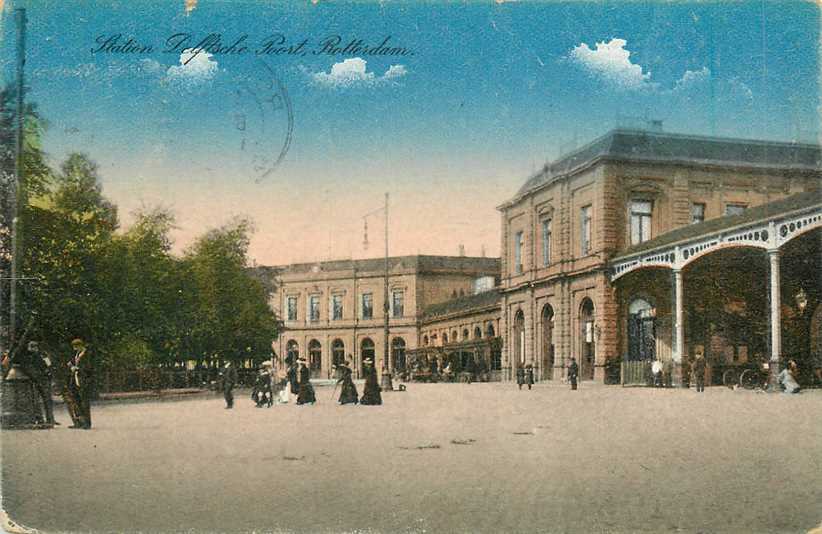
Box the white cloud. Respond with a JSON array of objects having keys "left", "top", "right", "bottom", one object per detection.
[
  {"left": 310, "top": 58, "right": 408, "bottom": 88},
  {"left": 164, "top": 50, "right": 218, "bottom": 86},
  {"left": 568, "top": 38, "right": 657, "bottom": 91},
  {"left": 674, "top": 66, "right": 710, "bottom": 92}
]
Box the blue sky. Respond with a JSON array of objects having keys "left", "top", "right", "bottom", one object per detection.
[{"left": 1, "top": 1, "right": 819, "bottom": 265}]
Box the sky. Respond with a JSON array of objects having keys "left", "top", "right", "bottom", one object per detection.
[{"left": 1, "top": 0, "right": 819, "bottom": 266}]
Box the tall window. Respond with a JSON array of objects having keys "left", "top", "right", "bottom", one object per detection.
[
  {"left": 580, "top": 205, "right": 592, "bottom": 255},
  {"left": 630, "top": 200, "right": 653, "bottom": 245},
  {"left": 691, "top": 202, "right": 706, "bottom": 224},
  {"left": 361, "top": 293, "right": 373, "bottom": 319},
  {"left": 725, "top": 203, "right": 746, "bottom": 216},
  {"left": 308, "top": 295, "right": 320, "bottom": 321},
  {"left": 514, "top": 231, "right": 524, "bottom": 273},
  {"left": 331, "top": 294, "right": 343, "bottom": 320},
  {"left": 287, "top": 296, "right": 298, "bottom": 321},
  {"left": 392, "top": 290, "right": 404, "bottom": 318},
  {"left": 541, "top": 219, "right": 552, "bottom": 266}
]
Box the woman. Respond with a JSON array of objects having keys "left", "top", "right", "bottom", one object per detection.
[
  {"left": 778, "top": 360, "right": 801, "bottom": 394},
  {"left": 336, "top": 360, "right": 359, "bottom": 405},
  {"left": 296, "top": 358, "right": 316, "bottom": 405},
  {"left": 360, "top": 358, "right": 382, "bottom": 405}
]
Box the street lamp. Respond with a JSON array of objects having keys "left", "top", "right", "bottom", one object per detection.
[{"left": 362, "top": 193, "right": 393, "bottom": 391}]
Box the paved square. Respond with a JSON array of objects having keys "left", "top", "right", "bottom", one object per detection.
[{"left": 2, "top": 383, "right": 821, "bottom": 533}]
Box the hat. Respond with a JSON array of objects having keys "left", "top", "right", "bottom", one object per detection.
[
  {"left": 364, "top": 358, "right": 374, "bottom": 364},
  {"left": 71, "top": 338, "right": 85, "bottom": 347}
]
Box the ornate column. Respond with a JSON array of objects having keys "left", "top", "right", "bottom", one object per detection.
[
  {"left": 768, "top": 250, "right": 782, "bottom": 391},
  {"left": 673, "top": 268, "right": 684, "bottom": 386}
]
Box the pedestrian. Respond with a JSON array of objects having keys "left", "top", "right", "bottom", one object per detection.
[
  {"left": 287, "top": 361, "right": 299, "bottom": 400},
  {"left": 568, "top": 357, "right": 579, "bottom": 391},
  {"left": 253, "top": 363, "right": 273, "bottom": 407},
  {"left": 692, "top": 351, "right": 706, "bottom": 393},
  {"left": 221, "top": 361, "right": 238, "bottom": 409},
  {"left": 516, "top": 365, "right": 525, "bottom": 390},
  {"left": 271, "top": 358, "right": 287, "bottom": 404},
  {"left": 296, "top": 358, "right": 316, "bottom": 405},
  {"left": 525, "top": 364, "right": 535, "bottom": 390},
  {"left": 19, "top": 341, "right": 58, "bottom": 426},
  {"left": 778, "top": 360, "right": 801, "bottom": 394},
  {"left": 360, "top": 358, "right": 382, "bottom": 405},
  {"left": 67, "top": 338, "right": 93, "bottom": 429},
  {"left": 336, "top": 360, "right": 359, "bottom": 405}
]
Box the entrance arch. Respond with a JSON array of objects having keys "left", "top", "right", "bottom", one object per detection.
[
  {"left": 360, "top": 338, "right": 375, "bottom": 376},
  {"left": 512, "top": 310, "right": 526, "bottom": 372},
  {"left": 579, "top": 298, "right": 595, "bottom": 380},
  {"left": 331, "top": 339, "right": 345, "bottom": 367},
  {"left": 308, "top": 339, "right": 322, "bottom": 377},
  {"left": 627, "top": 298, "right": 656, "bottom": 362},
  {"left": 541, "top": 304, "right": 555, "bottom": 380},
  {"left": 392, "top": 337, "right": 407, "bottom": 373}
]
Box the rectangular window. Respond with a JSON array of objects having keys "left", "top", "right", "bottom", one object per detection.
[
  {"left": 308, "top": 295, "right": 320, "bottom": 321},
  {"left": 630, "top": 200, "right": 653, "bottom": 245},
  {"left": 514, "top": 231, "right": 524, "bottom": 273},
  {"left": 361, "top": 293, "right": 373, "bottom": 320},
  {"left": 691, "top": 203, "right": 706, "bottom": 224},
  {"left": 580, "top": 205, "right": 592, "bottom": 255},
  {"left": 725, "top": 203, "right": 747, "bottom": 216},
  {"left": 392, "top": 290, "right": 404, "bottom": 318},
  {"left": 287, "top": 296, "right": 298, "bottom": 321},
  {"left": 541, "top": 219, "right": 552, "bottom": 266},
  {"left": 331, "top": 294, "right": 343, "bottom": 320}
]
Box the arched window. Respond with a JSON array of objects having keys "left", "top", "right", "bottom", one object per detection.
[
  {"left": 486, "top": 322, "right": 495, "bottom": 338},
  {"left": 474, "top": 326, "right": 482, "bottom": 339},
  {"left": 392, "top": 337, "right": 406, "bottom": 372},
  {"left": 331, "top": 339, "right": 345, "bottom": 367},
  {"left": 579, "top": 298, "right": 596, "bottom": 380},
  {"left": 462, "top": 328, "right": 469, "bottom": 340},
  {"left": 308, "top": 339, "right": 322, "bottom": 375},
  {"left": 513, "top": 310, "right": 526, "bottom": 368},
  {"left": 423, "top": 335, "right": 429, "bottom": 346},
  {"left": 451, "top": 330, "right": 458, "bottom": 343},
  {"left": 360, "top": 338, "right": 375, "bottom": 376},
  {"left": 442, "top": 333, "right": 448, "bottom": 344},
  {"left": 541, "top": 304, "right": 555, "bottom": 379},
  {"left": 286, "top": 340, "right": 299, "bottom": 365}
]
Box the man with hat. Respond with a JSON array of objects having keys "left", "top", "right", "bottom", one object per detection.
[
  {"left": 68, "top": 338, "right": 93, "bottom": 429},
  {"left": 567, "top": 357, "right": 579, "bottom": 391},
  {"left": 360, "top": 357, "right": 382, "bottom": 405},
  {"left": 221, "top": 360, "right": 238, "bottom": 409},
  {"left": 296, "top": 357, "right": 316, "bottom": 405}
]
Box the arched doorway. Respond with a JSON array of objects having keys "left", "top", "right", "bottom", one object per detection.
[
  {"left": 579, "top": 298, "right": 595, "bottom": 380},
  {"left": 331, "top": 339, "right": 345, "bottom": 367},
  {"left": 285, "top": 340, "right": 299, "bottom": 365},
  {"left": 308, "top": 339, "right": 322, "bottom": 377},
  {"left": 392, "top": 337, "right": 406, "bottom": 373},
  {"left": 541, "top": 304, "right": 555, "bottom": 380},
  {"left": 627, "top": 298, "right": 656, "bottom": 362},
  {"left": 474, "top": 326, "right": 482, "bottom": 339},
  {"left": 360, "top": 338, "right": 375, "bottom": 376},
  {"left": 513, "top": 310, "right": 526, "bottom": 372}
]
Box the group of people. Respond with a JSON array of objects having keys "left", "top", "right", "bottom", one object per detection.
[
  {"left": 220, "top": 354, "right": 384, "bottom": 409},
  {"left": 516, "top": 357, "right": 580, "bottom": 390},
  {"left": 1, "top": 337, "right": 93, "bottom": 429}
]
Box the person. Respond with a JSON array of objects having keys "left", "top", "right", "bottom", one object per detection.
[
  {"left": 221, "top": 361, "right": 238, "bottom": 409},
  {"left": 296, "top": 358, "right": 316, "bottom": 405},
  {"left": 67, "top": 338, "right": 93, "bottom": 429},
  {"left": 287, "top": 362, "right": 299, "bottom": 401},
  {"left": 253, "top": 363, "right": 273, "bottom": 408},
  {"left": 516, "top": 366, "right": 525, "bottom": 390},
  {"left": 692, "top": 351, "right": 706, "bottom": 393},
  {"left": 525, "top": 364, "right": 535, "bottom": 390},
  {"left": 778, "top": 360, "right": 801, "bottom": 394},
  {"left": 651, "top": 359, "right": 664, "bottom": 387},
  {"left": 430, "top": 356, "right": 439, "bottom": 382},
  {"left": 271, "top": 359, "right": 287, "bottom": 404},
  {"left": 812, "top": 352, "right": 822, "bottom": 387},
  {"left": 336, "top": 360, "right": 359, "bottom": 405},
  {"left": 360, "top": 358, "right": 382, "bottom": 405},
  {"left": 19, "top": 341, "right": 58, "bottom": 426},
  {"left": 568, "top": 357, "right": 579, "bottom": 391}
]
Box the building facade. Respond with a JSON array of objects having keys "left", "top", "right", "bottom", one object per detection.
[
  {"left": 497, "top": 129, "right": 821, "bottom": 383},
  {"left": 268, "top": 256, "right": 499, "bottom": 379}
]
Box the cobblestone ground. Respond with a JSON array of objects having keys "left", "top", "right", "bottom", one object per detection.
[{"left": 2, "top": 383, "right": 821, "bottom": 534}]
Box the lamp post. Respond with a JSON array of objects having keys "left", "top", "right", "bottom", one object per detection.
[{"left": 362, "top": 193, "right": 393, "bottom": 391}]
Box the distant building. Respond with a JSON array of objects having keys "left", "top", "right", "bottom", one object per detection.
[{"left": 265, "top": 255, "right": 499, "bottom": 379}]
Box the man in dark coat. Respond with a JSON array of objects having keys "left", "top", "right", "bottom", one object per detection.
[
  {"left": 360, "top": 358, "right": 382, "bottom": 405},
  {"left": 692, "top": 351, "right": 706, "bottom": 393},
  {"left": 568, "top": 357, "right": 579, "bottom": 391},
  {"left": 19, "top": 341, "right": 57, "bottom": 426},
  {"left": 296, "top": 358, "right": 316, "bottom": 405},
  {"left": 525, "top": 364, "right": 535, "bottom": 390},
  {"left": 222, "top": 361, "right": 238, "bottom": 409},
  {"left": 336, "top": 360, "right": 359, "bottom": 405},
  {"left": 516, "top": 366, "right": 525, "bottom": 389},
  {"left": 68, "top": 338, "right": 93, "bottom": 428}
]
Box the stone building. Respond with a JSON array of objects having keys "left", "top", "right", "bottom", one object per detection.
[
  {"left": 268, "top": 255, "right": 499, "bottom": 379},
  {"left": 497, "top": 129, "right": 821, "bottom": 384}
]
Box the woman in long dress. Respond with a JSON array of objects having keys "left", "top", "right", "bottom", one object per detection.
[
  {"left": 336, "top": 360, "right": 359, "bottom": 405},
  {"left": 296, "top": 358, "right": 317, "bottom": 405},
  {"left": 360, "top": 358, "right": 382, "bottom": 405}
]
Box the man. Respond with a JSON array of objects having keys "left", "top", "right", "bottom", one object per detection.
[
  {"left": 525, "top": 364, "right": 535, "bottom": 390},
  {"left": 68, "top": 338, "right": 93, "bottom": 429},
  {"left": 692, "top": 351, "right": 706, "bottom": 393},
  {"left": 221, "top": 361, "right": 238, "bottom": 409},
  {"left": 568, "top": 357, "right": 579, "bottom": 391},
  {"left": 516, "top": 365, "right": 525, "bottom": 390},
  {"left": 19, "top": 341, "right": 57, "bottom": 426},
  {"left": 360, "top": 358, "right": 382, "bottom": 405}
]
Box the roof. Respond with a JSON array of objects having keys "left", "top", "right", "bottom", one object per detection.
[
  {"left": 421, "top": 288, "right": 501, "bottom": 321},
  {"left": 612, "top": 190, "right": 822, "bottom": 260},
  {"left": 273, "top": 255, "right": 500, "bottom": 276},
  {"left": 508, "top": 129, "right": 822, "bottom": 203}
]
